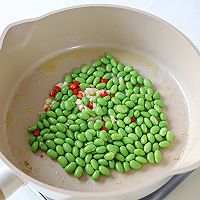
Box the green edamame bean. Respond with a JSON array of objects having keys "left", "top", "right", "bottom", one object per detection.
[
  {"left": 126, "top": 154, "right": 135, "bottom": 162},
  {"left": 39, "top": 112, "right": 46, "bottom": 121},
  {"left": 159, "top": 141, "right": 170, "bottom": 148},
  {"left": 154, "top": 150, "right": 162, "bottom": 164},
  {"left": 144, "top": 118, "right": 152, "bottom": 128},
  {"left": 115, "top": 153, "right": 125, "bottom": 162},
  {"left": 166, "top": 131, "right": 173, "bottom": 142},
  {"left": 120, "top": 146, "right": 128, "bottom": 157},
  {"left": 99, "top": 165, "right": 110, "bottom": 176},
  {"left": 43, "top": 133, "right": 55, "bottom": 140},
  {"left": 51, "top": 102, "right": 60, "bottom": 110},
  {"left": 99, "top": 131, "right": 110, "bottom": 142},
  {"left": 77, "top": 112, "right": 90, "bottom": 120},
  {"left": 47, "top": 149, "right": 58, "bottom": 159},
  {"left": 85, "top": 153, "right": 92, "bottom": 164},
  {"left": 53, "top": 138, "right": 65, "bottom": 145},
  {"left": 110, "top": 85, "right": 118, "bottom": 94},
  {"left": 94, "top": 139, "right": 105, "bottom": 146},
  {"left": 140, "top": 135, "right": 147, "bottom": 144},
  {"left": 75, "top": 157, "right": 85, "bottom": 167},
  {"left": 144, "top": 142, "right": 152, "bottom": 153},
  {"left": 64, "top": 74, "right": 72, "bottom": 83},
  {"left": 106, "top": 79, "right": 113, "bottom": 89},
  {"left": 154, "top": 100, "right": 164, "bottom": 107},
  {"left": 69, "top": 124, "right": 79, "bottom": 131},
  {"left": 91, "top": 159, "right": 99, "bottom": 170},
  {"left": 159, "top": 127, "right": 167, "bottom": 136},
  {"left": 56, "top": 123, "right": 67, "bottom": 132},
  {"left": 126, "top": 144, "right": 135, "bottom": 153},
  {"left": 56, "top": 145, "right": 64, "bottom": 155},
  {"left": 31, "top": 141, "right": 39, "bottom": 152},
  {"left": 65, "top": 162, "right": 77, "bottom": 173},
  {"left": 159, "top": 120, "right": 168, "bottom": 128},
  {"left": 40, "top": 128, "right": 50, "bottom": 136},
  {"left": 135, "top": 156, "right": 147, "bottom": 164},
  {"left": 92, "top": 170, "right": 101, "bottom": 181},
  {"left": 84, "top": 144, "right": 96, "bottom": 153},
  {"left": 152, "top": 91, "right": 160, "bottom": 100},
  {"left": 123, "top": 161, "right": 130, "bottom": 172},
  {"left": 147, "top": 133, "right": 155, "bottom": 143},
  {"left": 160, "top": 112, "right": 167, "bottom": 121},
  {"left": 46, "top": 140, "right": 56, "bottom": 149},
  {"left": 123, "top": 137, "right": 134, "bottom": 144},
  {"left": 85, "top": 163, "right": 94, "bottom": 176},
  {"left": 130, "top": 160, "right": 142, "bottom": 170},
  {"left": 58, "top": 156, "right": 68, "bottom": 168},
  {"left": 65, "top": 153, "right": 75, "bottom": 162},
  {"left": 96, "top": 146, "right": 107, "bottom": 154},
  {"left": 107, "top": 144, "right": 119, "bottom": 154},
  {"left": 150, "top": 126, "right": 160, "bottom": 134},
  {"left": 57, "top": 116, "right": 67, "bottom": 123},
  {"left": 118, "top": 84, "right": 126, "bottom": 91},
  {"left": 111, "top": 133, "right": 123, "bottom": 141},
  {"left": 147, "top": 152, "right": 155, "bottom": 163},
  {"left": 115, "top": 161, "right": 124, "bottom": 173},
  {"left": 150, "top": 116, "right": 159, "bottom": 126},
  {"left": 28, "top": 135, "right": 36, "bottom": 145},
  {"left": 155, "top": 134, "right": 163, "bottom": 142},
  {"left": 135, "top": 141, "right": 143, "bottom": 149},
  {"left": 74, "top": 166, "right": 83, "bottom": 178},
  {"left": 134, "top": 149, "right": 145, "bottom": 156},
  {"left": 141, "top": 124, "right": 148, "bottom": 133},
  {"left": 104, "top": 152, "right": 115, "bottom": 161},
  {"left": 63, "top": 143, "right": 72, "bottom": 153},
  {"left": 98, "top": 159, "right": 108, "bottom": 166}
]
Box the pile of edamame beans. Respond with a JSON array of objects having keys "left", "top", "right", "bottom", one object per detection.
[{"left": 27, "top": 54, "right": 173, "bottom": 180}]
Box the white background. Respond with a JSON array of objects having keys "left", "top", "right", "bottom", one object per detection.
[{"left": 1, "top": 0, "right": 200, "bottom": 199}]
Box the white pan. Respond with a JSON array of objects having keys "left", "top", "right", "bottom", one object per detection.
[{"left": 1, "top": 5, "right": 200, "bottom": 200}]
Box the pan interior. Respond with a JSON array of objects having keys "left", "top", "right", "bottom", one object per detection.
[{"left": 5, "top": 46, "right": 189, "bottom": 192}]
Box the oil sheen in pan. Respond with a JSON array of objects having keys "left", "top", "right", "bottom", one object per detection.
[{"left": 6, "top": 46, "right": 188, "bottom": 192}]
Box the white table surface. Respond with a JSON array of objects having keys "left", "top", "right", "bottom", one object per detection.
[{"left": 1, "top": 0, "right": 200, "bottom": 199}]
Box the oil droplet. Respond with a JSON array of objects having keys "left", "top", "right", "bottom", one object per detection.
[
  {"left": 24, "top": 107, "right": 36, "bottom": 113},
  {"left": 14, "top": 94, "right": 24, "bottom": 100},
  {"left": 6, "top": 111, "right": 15, "bottom": 127},
  {"left": 36, "top": 55, "right": 64, "bottom": 73}
]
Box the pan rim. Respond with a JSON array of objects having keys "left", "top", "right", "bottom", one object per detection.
[{"left": 0, "top": 4, "right": 199, "bottom": 197}]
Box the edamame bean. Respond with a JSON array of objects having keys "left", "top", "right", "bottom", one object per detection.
[
  {"left": 31, "top": 141, "right": 39, "bottom": 152},
  {"left": 99, "top": 165, "right": 110, "bottom": 176},
  {"left": 92, "top": 170, "right": 101, "bottom": 181},
  {"left": 27, "top": 54, "right": 173, "bottom": 181},
  {"left": 85, "top": 163, "right": 94, "bottom": 175},
  {"left": 65, "top": 162, "right": 77, "bottom": 173},
  {"left": 58, "top": 156, "right": 68, "bottom": 168},
  {"left": 47, "top": 149, "right": 58, "bottom": 159},
  {"left": 154, "top": 150, "right": 162, "bottom": 164}
]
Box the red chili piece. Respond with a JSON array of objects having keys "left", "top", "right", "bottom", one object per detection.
[
  {"left": 49, "top": 91, "right": 57, "bottom": 98},
  {"left": 73, "top": 81, "right": 80, "bottom": 86},
  {"left": 72, "top": 88, "right": 80, "bottom": 95},
  {"left": 69, "top": 83, "right": 77, "bottom": 90},
  {"left": 44, "top": 107, "right": 50, "bottom": 112},
  {"left": 131, "top": 117, "right": 136, "bottom": 122},
  {"left": 100, "top": 90, "right": 108, "bottom": 97},
  {"left": 110, "top": 94, "right": 115, "bottom": 98},
  {"left": 101, "top": 126, "right": 107, "bottom": 131},
  {"left": 33, "top": 130, "right": 40, "bottom": 136},
  {"left": 77, "top": 91, "right": 83, "bottom": 99},
  {"left": 88, "top": 102, "right": 93, "bottom": 109},
  {"left": 53, "top": 86, "right": 61, "bottom": 92},
  {"left": 100, "top": 78, "right": 108, "bottom": 83}
]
